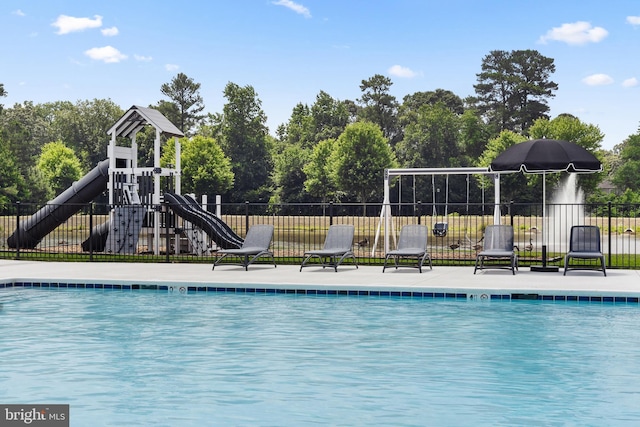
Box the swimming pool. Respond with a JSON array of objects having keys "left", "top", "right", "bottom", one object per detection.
[{"left": 2, "top": 288, "right": 640, "bottom": 426}]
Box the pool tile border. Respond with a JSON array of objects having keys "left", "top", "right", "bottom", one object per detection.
[{"left": 2, "top": 280, "right": 640, "bottom": 304}]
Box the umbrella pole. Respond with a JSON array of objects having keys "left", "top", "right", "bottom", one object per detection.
[
  {"left": 531, "top": 172, "right": 559, "bottom": 272},
  {"left": 543, "top": 172, "right": 546, "bottom": 268}
]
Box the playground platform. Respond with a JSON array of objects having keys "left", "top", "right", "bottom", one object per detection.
[{"left": 1, "top": 260, "right": 639, "bottom": 302}]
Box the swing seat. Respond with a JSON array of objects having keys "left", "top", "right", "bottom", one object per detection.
[{"left": 432, "top": 222, "right": 448, "bottom": 237}]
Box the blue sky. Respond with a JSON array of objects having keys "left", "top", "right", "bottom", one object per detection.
[{"left": 1, "top": 0, "right": 639, "bottom": 150}]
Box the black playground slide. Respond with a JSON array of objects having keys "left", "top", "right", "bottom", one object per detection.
[
  {"left": 164, "top": 192, "right": 243, "bottom": 250},
  {"left": 7, "top": 159, "right": 110, "bottom": 249}
]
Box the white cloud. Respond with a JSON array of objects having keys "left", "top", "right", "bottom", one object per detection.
[
  {"left": 101, "top": 26, "right": 119, "bottom": 36},
  {"left": 582, "top": 74, "right": 614, "bottom": 86},
  {"left": 388, "top": 65, "right": 418, "bottom": 78},
  {"left": 622, "top": 77, "right": 638, "bottom": 87},
  {"left": 627, "top": 16, "right": 640, "bottom": 26},
  {"left": 12, "top": 9, "right": 25, "bottom": 17},
  {"left": 165, "top": 64, "right": 180, "bottom": 71},
  {"left": 84, "top": 46, "right": 127, "bottom": 63},
  {"left": 272, "top": 0, "right": 311, "bottom": 18},
  {"left": 539, "top": 21, "right": 608, "bottom": 45},
  {"left": 134, "top": 54, "right": 153, "bottom": 62},
  {"left": 52, "top": 14, "right": 103, "bottom": 35}
]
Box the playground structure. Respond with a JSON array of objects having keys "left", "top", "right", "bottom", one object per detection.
[{"left": 7, "top": 105, "right": 243, "bottom": 255}]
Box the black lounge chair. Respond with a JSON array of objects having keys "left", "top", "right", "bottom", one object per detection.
[
  {"left": 300, "top": 224, "right": 358, "bottom": 272},
  {"left": 383, "top": 224, "right": 432, "bottom": 273},
  {"left": 564, "top": 225, "right": 606, "bottom": 276},
  {"left": 212, "top": 224, "right": 276, "bottom": 271},
  {"left": 474, "top": 225, "right": 518, "bottom": 275}
]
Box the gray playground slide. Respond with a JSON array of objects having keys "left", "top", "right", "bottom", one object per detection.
[
  {"left": 7, "top": 159, "right": 110, "bottom": 249},
  {"left": 164, "top": 192, "right": 243, "bottom": 249}
]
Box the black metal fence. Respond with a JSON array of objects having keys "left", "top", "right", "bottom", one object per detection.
[{"left": 0, "top": 200, "right": 638, "bottom": 269}]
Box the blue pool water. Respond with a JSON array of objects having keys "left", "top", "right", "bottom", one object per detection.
[{"left": 2, "top": 288, "right": 640, "bottom": 426}]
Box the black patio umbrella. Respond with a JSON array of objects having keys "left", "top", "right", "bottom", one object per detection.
[{"left": 489, "top": 138, "right": 602, "bottom": 272}]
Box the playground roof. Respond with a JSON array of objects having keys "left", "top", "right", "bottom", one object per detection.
[{"left": 107, "top": 105, "right": 185, "bottom": 139}]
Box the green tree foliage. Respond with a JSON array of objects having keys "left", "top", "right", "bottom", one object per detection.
[
  {"left": 0, "top": 136, "right": 24, "bottom": 208},
  {"left": 0, "top": 82, "right": 6, "bottom": 113},
  {"left": 278, "top": 91, "right": 350, "bottom": 149},
  {"left": 44, "top": 99, "right": 124, "bottom": 170},
  {"left": 358, "top": 74, "right": 400, "bottom": 143},
  {"left": 459, "top": 109, "right": 491, "bottom": 161},
  {"left": 158, "top": 73, "right": 205, "bottom": 135},
  {"left": 277, "top": 103, "right": 315, "bottom": 147},
  {"left": 395, "top": 103, "right": 465, "bottom": 203},
  {"left": 270, "top": 143, "right": 310, "bottom": 204},
  {"left": 478, "top": 130, "right": 531, "bottom": 204},
  {"left": 472, "top": 49, "right": 558, "bottom": 134},
  {"left": 396, "top": 103, "right": 462, "bottom": 169},
  {"left": 161, "top": 136, "right": 233, "bottom": 197},
  {"left": 36, "top": 141, "right": 84, "bottom": 196},
  {"left": 528, "top": 115, "right": 605, "bottom": 194},
  {"left": 0, "top": 102, "right": 51, "bottom": 172},
  {"left": 611, "top": 128, "right": 640, "bottom": 192},
  {"left": 217, "top": 82, "right": 272, "bottom": 202},
  {"left": 310, "top": 91, "right": 350, "bottom": 143},
  {"left": 331, "top": 122, "right": 398, "bottom": 205},
  {"left": 401, "top": 89, "right": 464, "bottom": 117},
  {"left": 304, "top": 138, "right": 340, "bottom": 203}
]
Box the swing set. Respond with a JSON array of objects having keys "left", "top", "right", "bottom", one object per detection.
[{"left": 375, "top": 167, "right": 503, "bottom": 255}]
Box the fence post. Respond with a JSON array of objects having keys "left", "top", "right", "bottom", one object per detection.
[
  {"left": 15, "top": 201, "right": 20, "bottom": 260},
  {"left": 509, "top": 200, "right": 514, "bottom": 226},
  {"left": 165, "top": 202, "right": 171, "bottom": 263},
  {"left": 607, "top": 201, "right": 612, "bottom": 268},
  {"left": 417, "top": 201, "right": 422, "bottom": 225},
  {"left": 329, "top": 201, "right": 334, "bottom": 226},
  {"left": 89, "top": 202, "right": 94, "bottom": 262},
  {"left": 245, "top": 201, "right": 250, "bottom": 232}
]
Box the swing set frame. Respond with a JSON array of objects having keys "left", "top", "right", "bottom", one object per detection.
[{"left": 376, "top": 167, "right": 503, "bottom": 255}]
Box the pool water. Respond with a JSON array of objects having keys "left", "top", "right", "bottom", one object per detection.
[{"left": 2, "top": 288, "right": 640, "bottom": 426}]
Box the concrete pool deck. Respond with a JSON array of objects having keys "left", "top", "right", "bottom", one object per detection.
[{"left": 1, "top": 259, "right": 639, "bottom": 301}]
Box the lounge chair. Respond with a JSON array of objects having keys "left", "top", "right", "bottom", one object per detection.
[
  {"left": 473, "top": 225, "right": 518, "bottom": 275},
  {"left": 300, "top": 224, "right": 358, "bottom": 272},
  {"left": 383, "top": 224, "right": 432, "bottom": 273},
  {"left": 564, "top": 225, "right": 606, "bottom": 276},
  {"left": 212, "top": 224, "right": 276, "bottom": 271}
]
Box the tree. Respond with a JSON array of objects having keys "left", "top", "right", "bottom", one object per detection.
[
  {"left": 395, "top": 103, "right": 464, "bottom": 204},
  {"left": 0, "top": 136, "right": 24, "bottom": 209},
  {"left": 277, "top": 102, "right": 314, "bottom": 147},
  {"left": 44, "top": 99, "right": 123, "bottom": 170},
  {"left": 161, "top": 136, "right": 234, "bottom": 196},
  {"left": 331, "top": 122, "right": 398, "bottom": 207},
  {"left": 459, "top": 109, "right": 491, "bottom": 161},
  {"left": 0, "top": 82, "right": 6, "bottom": 112},
  {"left": 270, "top": 143, "right": 310, "bottom": 204},
  {"left": 304, "top": 138, "right": 340, "bottom": 203},
  {"left": 395, "top": 103, "right": 462, "bottom": 169},
  {"left": 610, "top": 126, "right": 640, "bottom": 192},
  {"left": 217, "top": 82, "right": 272, "bottom": 203},
  {"left": 478, "top": 130, "right": 531, "bottom": 205},
  {"left": 0, "top": 102, "right": 51, "bottom": 172},
  {"left": 158, "top": 73, "right": 205, "bottom": 135},
  {"left": 528, "top": 115, "right": 605, "bottom": 194},
  {"left": 357, "top": 74, "right": 400, "bottom": 143},
  {"left": 472, "top": 49, "right": 558, "bottom": 133},
  {"left": 36, "top": 141, "right": 84, "bottom": 196},
  {"left": 401, "top": 89, "right": 464, "bottom": 116},
  {"left": 310, "top": 91, "right": 350, "bottom": 143}
]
